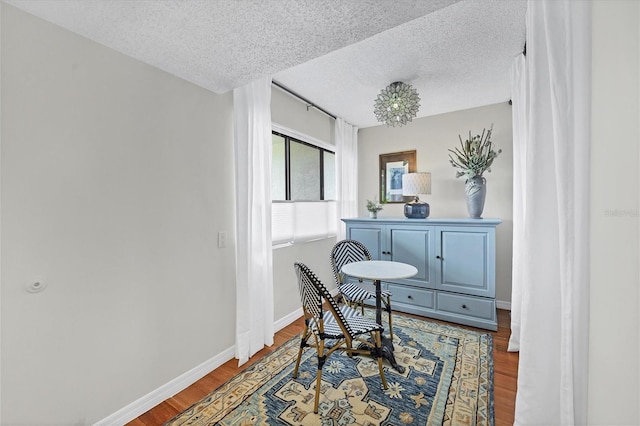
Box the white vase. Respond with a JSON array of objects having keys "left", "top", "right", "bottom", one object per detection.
[{"left": 369, "top": 211, "right": 378, "bottom": 219}]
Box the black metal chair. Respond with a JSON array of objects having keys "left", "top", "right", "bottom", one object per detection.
[
  {"left": 292, "top": 262, "right": 388, "bottom": 414},
  {"left": 330, "top": 239, "right": 394, "bottom": 339}
]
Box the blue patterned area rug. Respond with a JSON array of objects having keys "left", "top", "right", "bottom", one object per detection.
[{"left": 165, "top": 314, "right": 493, "bottom": 426}]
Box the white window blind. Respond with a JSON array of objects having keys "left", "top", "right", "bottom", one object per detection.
[
  {"left": 271, "top": 202, "right": 295, "bottom": 245},
  {"left": 272, "top": 201, "right": 337, "bottom": 247}
]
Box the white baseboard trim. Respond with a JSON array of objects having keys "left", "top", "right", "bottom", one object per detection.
[
  {"left": 96, "top": 308, "right": 306, "bottom": 426},
  {"left": 94, "top": 345, "right": 235, "bottom": 426},
  {"left": 496, "top": 300, "right": 511, "bottom": 311},
  {"left": 274, "top": 307, "right": 303, "bottom": 332}
]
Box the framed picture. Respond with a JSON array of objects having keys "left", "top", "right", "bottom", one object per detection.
[{"left": 379, "top": 150, "right": 417, "bottom": 203}]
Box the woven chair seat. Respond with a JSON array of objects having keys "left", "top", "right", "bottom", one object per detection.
[
  {"left": 339, "top": 281, "right": 392, "bottom": 303},
  {"left": 314, "top": 306, "right": 383, "bottom": 339}
]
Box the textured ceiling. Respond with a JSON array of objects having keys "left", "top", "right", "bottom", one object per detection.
[
  {"left": 275, "top": 0, "right": 527, "bottom": 127},
  {"left": 5, "top": 0, "right": 526, "bottom": 128}
]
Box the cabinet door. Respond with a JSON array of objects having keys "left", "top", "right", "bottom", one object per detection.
[
  {"left": 436, "top": 226, "right": 495, "bottom": 297},
  {"left": 388, "top": 225, "right": 434, "bottom": 288},
  {"left": 346, "top": 224, "right": 385, "bottom": 260}
]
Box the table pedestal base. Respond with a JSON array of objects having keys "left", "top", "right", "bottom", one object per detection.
[
  {"left": 381, "top": 336, "right": 405, "bottom": 373},
  {"left": 360, "top": 336, "right": 405, "bottom": 374}
]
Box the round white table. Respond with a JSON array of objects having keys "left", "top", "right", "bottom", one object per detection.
[
  {"left": 340, "top": 260, "right": 418, "bottom": 373},
  {"left": 341, "top": 260, "right": 418, "bottom": 282}
]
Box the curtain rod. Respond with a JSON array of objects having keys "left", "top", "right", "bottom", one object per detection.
[{"left": 271, "top": 80, "right": 337, "bottom": 120}]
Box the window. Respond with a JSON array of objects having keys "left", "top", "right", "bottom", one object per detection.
[
  {"left": 271, "top": 133, "right": 286, "bottom": 200},
  {"left": 323, "top": 150, "right": 336, "bottom": 200},
  {"left": 271, "top": 131, "right": 335, "bottom": 201},
  {"left": 271, "top": 127, "right": 336, "bottom": 246}
]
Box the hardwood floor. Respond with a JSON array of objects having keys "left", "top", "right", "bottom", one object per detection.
[{"left": 127, "top": 309, "right": 518, "bottom": 425}]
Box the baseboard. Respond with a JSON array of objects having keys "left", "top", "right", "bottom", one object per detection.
[
  {"left": 496, "top": 300, "right": 511, "bottom": 310},
  {"left": 94, "top": 345, "right": 235, "bottom": 426},
  {"left": 96, "top": 308, "right": 306, "bottom": 426},
  {"left": 274, "top": 307, "right": 303, "bottom": 332}
]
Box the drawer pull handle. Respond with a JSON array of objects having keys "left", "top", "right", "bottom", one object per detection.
[
  {"left": 436, "top": 255, "right": 443, "bottom": 260},
  {"left": 407, "top": 295, "right": 413, "bottom": 299},
  {"left": 462, "top": 304, "right": 467, "bottom": 309}
]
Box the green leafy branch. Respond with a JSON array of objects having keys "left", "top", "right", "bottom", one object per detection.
[
  {"left": 448, "top": 125, "right": 502, "bottom": 179},
  {"left": 366, "top": 198, "right": 384, "bottom": 213}
]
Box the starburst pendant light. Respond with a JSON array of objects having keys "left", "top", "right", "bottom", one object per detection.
[{"left": 374, "top": 81, "right": 421, "bottom": 127}]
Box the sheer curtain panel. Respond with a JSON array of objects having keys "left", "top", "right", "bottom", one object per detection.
[
  {"left": 508, "top": 53, "right": 527, "bottom": 353},
  {"left": 511, "top": 1, "right": 591, "bottom": 424},
  {"left": 335, "top": 118, "right": 358, "bottom": 239},
  {"left": 233, "top": 77, "right": 274, "bottom": 366}
]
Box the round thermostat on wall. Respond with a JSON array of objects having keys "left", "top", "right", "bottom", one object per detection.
[{"left": 25, "top": 278, "right": 47, "bottom": 293}]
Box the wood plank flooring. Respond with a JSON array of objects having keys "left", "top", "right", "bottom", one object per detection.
[{"left": 127, "top": 309, "right": 518, "bottom": 425}]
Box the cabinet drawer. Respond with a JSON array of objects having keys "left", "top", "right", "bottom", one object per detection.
[
  {"left": 388, "top": 283, "right": 434, "bottom": 309},
  {"left": 436, "top": 292, "right": 495, "bottom": 321}
]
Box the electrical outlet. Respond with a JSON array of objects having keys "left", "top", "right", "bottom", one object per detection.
[{"left": 218, "top": 231, "right": 226, "bottom": 248}]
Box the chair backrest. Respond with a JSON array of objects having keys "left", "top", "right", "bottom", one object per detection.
[
  {"left": 294, "top": 262, "right": 354, "bottom": 337},
  {"left": 329, "top": 239, "right": 373, "bottom": 287}
]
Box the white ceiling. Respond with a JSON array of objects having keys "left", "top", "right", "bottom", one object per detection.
[{"left": 5, "top": 0, "right": 526, "bottom": 128}]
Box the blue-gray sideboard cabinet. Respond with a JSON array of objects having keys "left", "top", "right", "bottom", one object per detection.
[{"left": 342, "top": 217, "right": 502, "bottom": 331}]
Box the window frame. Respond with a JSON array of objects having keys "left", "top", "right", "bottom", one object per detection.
[{"left": 271, "top": 124, "right": 335, "bottom": 202}]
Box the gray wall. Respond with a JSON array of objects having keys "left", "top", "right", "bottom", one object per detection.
[
  {"left": 2, "top": 5, "right": 236, "bottom": 423},
  {"left": 358, "top": 103, "right": 513, "bottom": 304},
  {"left": 589, "top": 1, "right": 639, "bottom": 423}
]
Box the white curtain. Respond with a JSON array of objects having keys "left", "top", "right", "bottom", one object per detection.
[
  {"left": 233, "top": 77, "right": 274, "bottom": 366},
  {"left": 508, "top": 53, "right": 527, "bottom": 352},
  {"left": 335, "top": 118, "right": 359, "bottom": 240},
  {"left": 510, "top": 1, "right": 591, "bottom": 424}
]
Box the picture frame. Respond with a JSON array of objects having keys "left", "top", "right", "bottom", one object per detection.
[{"left": 379, "top": 150, "right": 417, "bottom": 203}]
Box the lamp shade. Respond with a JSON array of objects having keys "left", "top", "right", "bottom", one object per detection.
[{"left": 402, "top": 172, "right": 431, "bottom": 196}]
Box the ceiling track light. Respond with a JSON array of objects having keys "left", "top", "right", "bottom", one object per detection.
[{"left": 374, "top": 81, "right": 421, "bottom": 127}]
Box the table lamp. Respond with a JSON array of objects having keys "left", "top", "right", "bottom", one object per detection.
[{"left": 402, "top": 172, "right": 431, "bottom": 218}]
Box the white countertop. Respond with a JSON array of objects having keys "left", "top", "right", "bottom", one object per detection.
[{"left": 341, "top": 260, "right": 418, "bottom": 281}]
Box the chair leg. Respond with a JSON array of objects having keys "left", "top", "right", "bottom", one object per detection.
[
  {"left": 345, "top": 337, "right": 354, "bottom": 358},
  {"left": 293, "top": 327, "right": 310, "bottom": 378},
  {"left": 314, "top": 340, "right": 326, "bottom": 414},
  {"left": 374, "top": 331, "right": 388, "bottom": 389},
  {"left": 343, "top": 297, "right": 354, "bottom": 310},
  {"left": 313, "top": 368, "right": 323, "bottom": 413}
]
